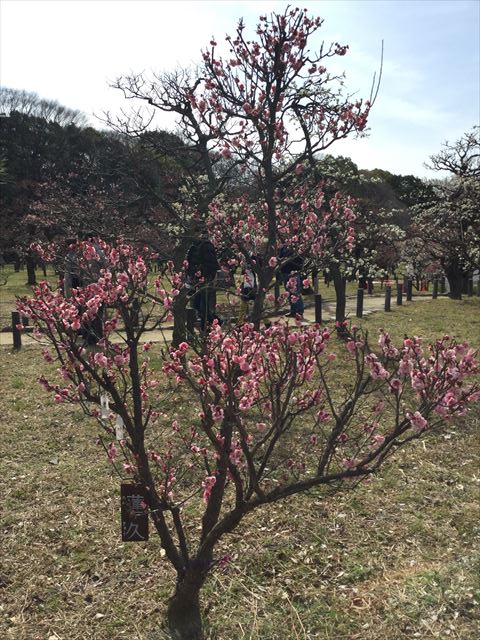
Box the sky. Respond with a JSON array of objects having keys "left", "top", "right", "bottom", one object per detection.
[{"left": 1, "top": 0, "right": 479, "bottom": 178}]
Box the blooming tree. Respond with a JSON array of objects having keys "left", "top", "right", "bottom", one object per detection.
[
  {"left": 206, "top": 182, "right": 356, "bottom": 320},
  {"left": 303, "top": 156, "right": 408, "bottom": 321},
  {"left": 17, "top": 239, "right": 480, "bottom": 640},
  {"left": 411, "top": 128, "right": 480, "bottom": 298},
  {"left": 112, "top": 6, "right": 379, "bottom": 328},
  {"left": 400, "top": 235, "right": 442, "bottom": 287},
  {"left": 198, "top": 7, "right": 377, "bottom": 324}
]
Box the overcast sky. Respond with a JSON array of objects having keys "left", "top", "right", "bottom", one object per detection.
[{"left": 1, "top": 0, "right": 479, "bottom": 177}]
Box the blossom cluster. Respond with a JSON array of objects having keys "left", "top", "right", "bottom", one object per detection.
[
  {"left": 206, "top": 188, "right": 356, "bottom": 274},
  {"left": 162, "top": 322, "right": 479, "bottom": 500},
  {"left": 17, "top": 241, "right": 480, "bottom": 511},
  {"left": 192, "top": 7, "right": 371, "bottom": 158}
]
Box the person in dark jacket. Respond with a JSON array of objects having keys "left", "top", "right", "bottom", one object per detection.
[
  {"left": 279, "top": 245, "right": 304, "bottom": 318},
  {"left": 186, "top": 231, "right": 220, "bottom": 329},
  {"left": 238, "top": 263, "right": 257, "bottom": 322}
]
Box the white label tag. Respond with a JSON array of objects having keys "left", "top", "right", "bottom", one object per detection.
[
  {"left": 115, "top": 414, "right": 125, "bottom": 441},
  {"left": 100, "top": 393, "right": 109, "bottom": 419}
]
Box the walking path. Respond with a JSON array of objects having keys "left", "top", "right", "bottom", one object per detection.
[{"left": 0, "top": 294, "right": 434, "bottom": 348}]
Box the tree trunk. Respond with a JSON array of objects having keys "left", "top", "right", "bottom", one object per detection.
[
  {"left": 445, "top": 267, "right": 463, "bottom": 300},
  {"left": 14, "top": 257, "right": 21, "bottom": 272},
  {"left": 26, "top": 255, "right": 37, "bottom": 286},
  {"left": 248, "top": 262, "right": 276, "bottom": 329},
  {"left": 167, "top": 581, "right": 204, "bottom": 640},
  {"left": 172, "top": 289, "right": 188, "bottom": 348},
  {"left": 172, "top": 232, "right": 199, "bottom": 348},
  {"left": 251, "top": 287, "right": 266, "bottom": 330}
]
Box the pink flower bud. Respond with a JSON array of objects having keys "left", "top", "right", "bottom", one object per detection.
[
  {"left": 94, "top": 352, "right": 109, "bottom": 368},
  {"left": 346, "top": 340, "right": 356, "bottom": 354}
]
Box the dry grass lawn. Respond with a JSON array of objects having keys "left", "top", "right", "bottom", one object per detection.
[{"left": 1, "top": 296, "right": 479, "bottom": 639}]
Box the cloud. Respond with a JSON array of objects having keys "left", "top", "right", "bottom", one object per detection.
[
  {"left": 375, "top": 95, "right": 452, "bottom": 127},
  {"left": 330, "top": 135, "right": 433, "bottom": 178}
]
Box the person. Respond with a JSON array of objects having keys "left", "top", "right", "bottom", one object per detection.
[
  {"left": 279, "top": 245, "right": 304, "bottom": 318},
  {"left": 238, "top": 263, "right": 257, "bottom": 323},
  {"left": 186, "top": 230, "right": 220, "bottom": 330}
]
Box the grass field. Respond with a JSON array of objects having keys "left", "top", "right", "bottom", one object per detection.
[{"left": 1, "top": 286, "right": 479, "bottom": 639}]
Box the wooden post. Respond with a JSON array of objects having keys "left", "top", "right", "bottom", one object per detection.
[
  {"left": 314, "top": 294, "right": 322, "bottom": 324},
  {"left": 274, "top": 274, "right": 281, "bottom": 310},
  {"left": 384, "top": 285, "right": 391, "bottom": 311},
  {"left": 312, "top": 269, "right": 319, "bottom": 295},
  {"left": 406, "top": 279, "right": 413, "bottom": 302},
  {"left": 356, "top": 288, "right": 364, "bottom": 318},
  {"left": 396, "top": 283, "right": 403, "bottom": 306},
  {"left": 12, "top": 311, "right": 22, "bottom": 350}
]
